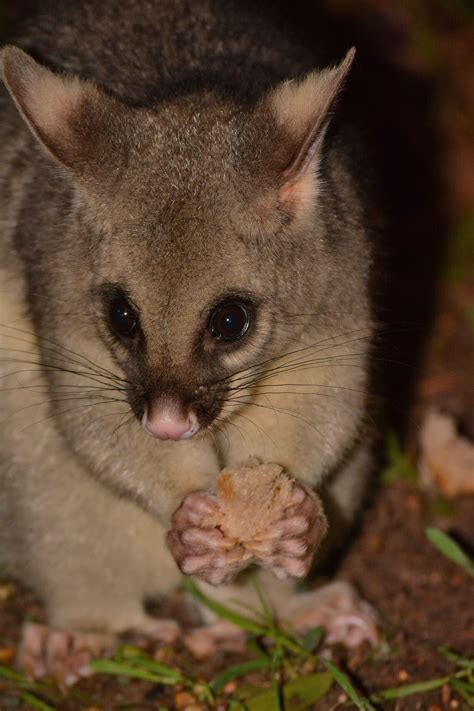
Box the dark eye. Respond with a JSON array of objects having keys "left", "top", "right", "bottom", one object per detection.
[
  {"left": 209, "top": 302, "right": 251, "bottom": 342},
  {"left": 108, "top": 296, "right": 138, "bottom": 337}
]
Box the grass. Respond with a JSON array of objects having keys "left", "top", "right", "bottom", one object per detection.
[
  {"left": 380, "top": 431, "right": 418, "bottom": 486},
  {"left": 1, "top": 547, "right": 473, "bottom": 709}
]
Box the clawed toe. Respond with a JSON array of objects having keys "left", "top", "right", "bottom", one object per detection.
[
  {"left": 18, "top": 622, "right": 116, "bottom": 684},
  {"left": 184, "top": 620, "right": 246, "bottom": 659},
  {"left": 285, "top": 581, "right": 380, "bottom": 649}
]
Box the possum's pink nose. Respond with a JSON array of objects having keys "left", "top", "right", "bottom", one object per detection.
[{"left": 142, "top": 401, "right": 199, "bottom": 441}]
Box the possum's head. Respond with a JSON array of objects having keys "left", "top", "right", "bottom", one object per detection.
[{"left": 1, "top": 46, "right": 355, "bottom": 441}]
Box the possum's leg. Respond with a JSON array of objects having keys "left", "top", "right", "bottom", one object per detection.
[{"left": 1, "top": 437, "right": 184, "bottom": 681}]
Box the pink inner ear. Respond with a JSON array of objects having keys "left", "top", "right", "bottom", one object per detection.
[{"left": 279, "top": 168, "right": 319, "bottom": 216}]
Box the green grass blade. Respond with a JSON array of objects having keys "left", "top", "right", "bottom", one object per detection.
[
  {"left": 90, "top": 659, "right": 179, "bottom": 684},
  {"left": 323, "top": 660, "right": 375, "bottom": 710},
  {"left": 251, "top": 575, "right": 275, "bottom": 627},
  {"left": 438, "top": 646, "right": 474, "bottom": 670},
  {"left": 0, "top": 664, "right": 30, "bottom": 683},
  {"left": 270, "top": 650, "right": 284, "bottom": 711},
  {"left": 371, "top": 676, "right": 449, "bottom": 701},
  {"left": 246, "top": 672, "right": 333, "bottom": 711},
  {"left": 301, "top": 626, "right": 323, "bottom": 652},
  {"left": 426, "top": 528, "right": 474, "bottom": 577},
  {"left": 20, "top": 692, "right": 55, "bottom": 711},
  {"left": 184, "top": 579, "right": 268, "bottom": 635},
  {"left": 115, "top": 646, "right": 184, "bottom": 680},
  {"left": 0, "top": 664, "right": 51, "bottom": 693},
  {"left": 450, "top": 678, "right": 474, "bottom": 705},
  {"left": 209, "top": 658, "right": 272, "bottom": 694}
]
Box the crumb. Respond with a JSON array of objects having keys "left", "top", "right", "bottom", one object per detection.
[{"left": 207, "top": 460, "right": 295, "bottom": 541}]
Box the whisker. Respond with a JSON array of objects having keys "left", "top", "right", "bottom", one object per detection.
[
  {"left": 0, "top": 355, "right": 126, "bottom": 391},
  {"left": 222, "top": 406, "right": 277, "bottom": 449},
  {"left": 211, "top": 326, "right": 374, "bottom": 387},
  {"left": 228, "top": 398, "right": 325, "bottom": 439},
  {"left": 17, "top": 398, "right": 128, "bottom": 434},
  {"left": 0, "top": 325, "right": 127, "bottom": 384}
]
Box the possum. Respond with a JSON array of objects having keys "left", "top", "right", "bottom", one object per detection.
[{"left": 0, "top": 0, "right": 378, "bottom": 682}]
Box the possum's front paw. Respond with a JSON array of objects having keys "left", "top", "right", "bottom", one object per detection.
[
  {"left": 243, "top": 483, "right": 327, "bottom": 580},
  {"left": 167, "top": 491, "right": 253, "bottom": 585}
]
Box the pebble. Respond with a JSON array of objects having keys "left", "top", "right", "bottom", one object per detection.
[
  {"left": 174, "top": 691, "right": 197, "bottom": 709},
  {"left": 397, "top": 669, "right": 409, "bottom": 682},
  {"left": 0, "top": 584, "right": 15, "bottom": 601},
  {"left": 223, "top": 680, "right": 237, "bottom": 694},
  {"left": 441, "top": 684, "right": 451, "bottom": 704},
  {"left": 0, "top": 647, "right": 16, "bottom": 663}
]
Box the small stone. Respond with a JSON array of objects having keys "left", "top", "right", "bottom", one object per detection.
[
  {"left": 223, "top": 680, "right": 237, "bottom": 694},
  {"left": 153, "top": 647, "right": 167, "bottom": 661},
  {"left": 369, "top": 534, "right": 383, "bottom": 552},
  {"left": 406, "top": 493, "right": 421, "bottom": 512},
  {"left": 301, "top": 659, "right": 315, "bottom": 674},
  {"left": 0, "top": 584, "right": 15, "bottom": 601},
  {"left": 0, "top": 647, "right": 16, "bottom": 663},
  {"left": 337, "top": 693, "right": 348, "bottom": 704},
  {"left": 442, "top": 684, "right": 451, "bottom": 704},
  {"left": 174, "top": 691, "right": 197, "bottom": 709},
  {"left": 397, "top": 669, "right": 409, "bottom": 682},
  {"left": 450, "top": 700, "right": 459, "bottom": 708},
  {"left": 429, "top": 571, "right": 443, "bottom": 585}
]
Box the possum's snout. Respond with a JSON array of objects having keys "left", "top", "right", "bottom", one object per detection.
[{"left": 142, "top": 400, "right": 200, "bottom": 440}]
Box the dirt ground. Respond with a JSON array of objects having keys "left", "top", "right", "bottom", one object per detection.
[{"left": 0, "top": 0, "right": 473, "bottom": 709}]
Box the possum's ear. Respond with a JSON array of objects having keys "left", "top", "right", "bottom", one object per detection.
[
  {"left": 0, "top": 45, "right": 121, "bottom": 172},
  {"left": 267, "top": 48, "right": 355, "bottom": 214}
]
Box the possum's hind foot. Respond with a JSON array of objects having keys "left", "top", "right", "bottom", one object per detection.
[
  {"left": 18, "top": 622, "right": 116, "bottom": 684},
  {"left": 284, "top": 581, "right": 379, "bottom": 648},
  {"left": 183, "top": 581, "right": 378, "bottom": 660},
  {"left": 18, "top": 616, "right": 181, "bottom": 684}
]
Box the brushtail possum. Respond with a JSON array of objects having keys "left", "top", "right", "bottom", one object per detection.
[{"left": 0, "top": 0, "right": 379, "bottom": 681}]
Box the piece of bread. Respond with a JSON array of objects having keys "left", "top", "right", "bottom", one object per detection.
[{"left": 209, "top": 460, "right": 296, "bottom": 541}]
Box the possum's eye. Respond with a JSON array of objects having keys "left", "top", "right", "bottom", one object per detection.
[
  {"left": 108, "top": 296, "right": 138, "bottom": 338},
  {"left": 209, "top": 302, "right": 251, "bottom": 342}
]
